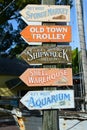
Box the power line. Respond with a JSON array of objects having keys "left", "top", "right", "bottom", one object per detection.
[{"left": 0, "top": 0, "right": 15, "bottom": 15}]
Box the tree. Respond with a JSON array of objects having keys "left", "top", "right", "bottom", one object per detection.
[
  {"left": 0, "top": 0, "right": 41, "bottom": 24},
  {"left": 72, "top": 48, "right": 79, "bottom": 74},
  {"left": 0, "top": 0, "right": 41, "bottom": 57}
]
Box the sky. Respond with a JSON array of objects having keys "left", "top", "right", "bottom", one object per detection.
[
  {"left": 70, "top": 0, "right": 79, "bottom": 50},
  {"left": 70, "top": 0, "right": 87, "bottom": 50}
]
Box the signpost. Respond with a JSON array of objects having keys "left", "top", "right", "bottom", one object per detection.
[
  {"left": 20, "top": 4, "right": 70, "bottom": 22},
  {"left": 19, "top": 68, "right": 73, "bottom": 87},
  {"left": 20, "top": 46, "right": 72, "bottom": 64},
  {"left": 19, "top": 1, "right": 73, "bottom": 130},
  {"left": 20, "top": 90, "right": 74, "bottom": 110},
  {"left": 20, "top": 25, "right": 71, "bottom": 42}
]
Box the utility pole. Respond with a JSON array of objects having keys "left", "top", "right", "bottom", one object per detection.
[
  {"left": 41, "top": 0, "right": 59, "bottom": 130},
  {"left": 75, "top": 0, "right": 87, "bottom": 111}
]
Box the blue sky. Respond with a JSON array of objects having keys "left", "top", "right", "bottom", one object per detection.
[
  {"left": 70, "top": 0, "right": 87, "bottom": 50},
  {"left": 70, "top": 0, "right": 79, "bottom": 50}
]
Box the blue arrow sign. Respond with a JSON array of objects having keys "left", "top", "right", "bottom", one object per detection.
[{"left": 20, "top": 90, "right": 74, "bottom": 110}]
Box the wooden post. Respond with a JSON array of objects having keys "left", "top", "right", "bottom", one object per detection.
[{"left": 41, "top": 0, "right": 59, "bottom": 130}]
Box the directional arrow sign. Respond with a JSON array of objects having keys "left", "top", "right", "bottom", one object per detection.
[
  {"left": 20, "top": 25, "right": 72, "bottom": 43},
  {"left": 19, "top": 68, "right": 73, "bottom": 87},
  {"left": 20, "top": 90, "right": 74, "bottom": 110},
  {"left": 20, "top": 46, "right": 72, "bottom": 65},
  {"left": 20, "top": 4, "right": 70, "bottom": 22}
]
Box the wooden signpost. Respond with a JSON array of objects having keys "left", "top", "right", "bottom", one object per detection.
[
  {"left": 19, "top": 2, "right": 73, "bottom": 130},
  {"left": 20, "top": 46, "right": 72, "bottom": 64},
  {"left": 20, "top": 4, "right": 70, "bottom": 22},
  {"left": 20, "top": 25, "right": 72, "bottom": 42},
  {"left": 19, "top": 68, "right": 73, "bottom": 87},
  {"left": 20, "top": 90, "right": 74, "bottom": 110}
]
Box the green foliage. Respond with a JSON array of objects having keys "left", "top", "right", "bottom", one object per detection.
[
  {"left": 9, "top": 44, "right": 27, "bottom": 58},
  {"left": 0, "top": 0, "right": 41, "bottom": 57},
  {"left": 0, "top": 0, "right": 41, "bottom": 25},
  {"left": 72, "top": 48, "right": 79, "bottom": 74},
  {"left": 16, "top": 0, "right": 41, "bottom": 9}
]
